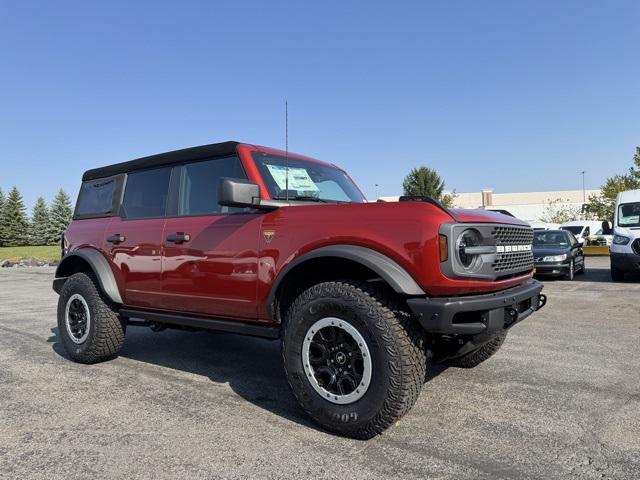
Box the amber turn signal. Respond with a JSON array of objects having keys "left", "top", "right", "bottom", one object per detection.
[{"left": 439, "top": 234, "right": 448, "bottom": 262}]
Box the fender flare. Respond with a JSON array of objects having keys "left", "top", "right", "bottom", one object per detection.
[
  {"left": 268, "top": 245, "right": 426, "bottom": 315},
  {"left": 54, "top": 249, "right": 123, "bottom": 304}
]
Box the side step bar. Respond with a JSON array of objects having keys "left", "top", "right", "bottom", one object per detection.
[{"left": 119, "top": 308, "right": 280, "bottom": 339}]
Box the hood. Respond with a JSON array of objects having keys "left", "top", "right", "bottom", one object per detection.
[
  {"left": 449, "top": 208, "right": 529, "bottom": 226},
  {"left": 532, "top": 245, "right": 570, "bottom": 256}
]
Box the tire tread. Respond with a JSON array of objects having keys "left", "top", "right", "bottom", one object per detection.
[
  {"left": 282, "top": 280, "right": 426, "bottom": 439},
  {"left": 57, "top": 272, "right": 125, "bottom": 364}
]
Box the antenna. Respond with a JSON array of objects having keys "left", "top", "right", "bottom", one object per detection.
[{"left": 285, "top": 100, "right": 289, "bottom": 201}]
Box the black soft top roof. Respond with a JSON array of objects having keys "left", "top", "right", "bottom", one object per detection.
[{"left": 82, "top": 141, "right": 240, "bottom": 181}]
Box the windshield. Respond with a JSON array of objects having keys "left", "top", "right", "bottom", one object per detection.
[
  {"left": 618, "top": 202, "right": 640, "bottom": 227},
  {"left": 533, "top": 231, "right": 570, "bottom": 246},
  {"left": 252, "top": 153, "right": 365, "bottom": 203},
  {"left": 561, "top": 226, "right": 582, "bottom": 235}
]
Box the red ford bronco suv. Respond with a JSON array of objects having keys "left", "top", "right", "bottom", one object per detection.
[{"left": 53, "top": 141, "right": 546, "bottom": 439}]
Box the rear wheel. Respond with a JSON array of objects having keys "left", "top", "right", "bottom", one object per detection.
[
  {"left": 57, "top": 272, "right": 125, "bottom": 364},
  {"left": 447, "top": 332, "right": 508, "bottom": 368},
  {"left": 282, "top": 280, "right": 426, "bottom": 439}
]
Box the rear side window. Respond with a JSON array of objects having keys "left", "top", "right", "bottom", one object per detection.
[
  {"left": 177, "top": 156, "right": 247, "bottom": 215},
  {"left": 122, "top": 167, "right": 172, "bottom": 219},
  {"left": 74, "top": 175, "right": 123, "bottom": 218}
]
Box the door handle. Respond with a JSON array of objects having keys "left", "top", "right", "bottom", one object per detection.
[
  {"left": 166, "top": 233, "right": 191, "bottom": 243},
  {"left": 106, "top": 234, "right": 125, "bottom": 244}
]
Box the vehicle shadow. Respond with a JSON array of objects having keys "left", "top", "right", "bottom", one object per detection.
[
  {"left": 49, "top": 326, "right": 448, "bottom": 432},
  {"left": 49, "top": 325, "right": 323, "bottom": 432}
]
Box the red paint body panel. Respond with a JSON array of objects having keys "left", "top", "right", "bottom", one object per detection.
[
  {"left": 103, "top": 217, "right": 166, "bottom": 308},
  {"left": 64, "top": 217, "right": 111, "bottom": 256},
  {"left": 64, "top": 143, "right": 534, "bottom": 326},
  {"left": 255, "top": 202, "right": 532, "bottom": 319},
  {"left": 160, "top": 214, "right": 262, "bottom": 319}
]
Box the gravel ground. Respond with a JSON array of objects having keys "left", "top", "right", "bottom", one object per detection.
[{"left": 0, "top": 257, "right": 639, "bottom": 480}]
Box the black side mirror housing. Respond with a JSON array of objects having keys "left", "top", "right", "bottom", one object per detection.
[
  {"left": 601, "top": 220, "right": 612, "bottom": 235},
  {"left": 218, "top": 178, "right": 262, "bottom": 208}
]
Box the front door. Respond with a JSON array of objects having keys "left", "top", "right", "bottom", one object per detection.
[
  {"left": 104, "top": 166, "right": 172, "bottom": 308},
  {"left": 160, "top": 156, "right": 262, "bottom": 319}
]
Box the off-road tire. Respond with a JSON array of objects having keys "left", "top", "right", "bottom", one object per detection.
[
  {"left": 447, "top": 332, "right": 507, "bottom": 368},
  {"left": 282, "top": 280, "right": 427, "bottom": 440},
  {"left": 611, "top": 266, "right": 625, "bottom": 282},
  {"left": 57, "top": 272, "right": 125, "bottom": 364}
]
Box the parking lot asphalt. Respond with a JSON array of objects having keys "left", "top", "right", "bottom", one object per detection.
[{"left": 0, "top": 257, "right": 639, "bottom": 480}]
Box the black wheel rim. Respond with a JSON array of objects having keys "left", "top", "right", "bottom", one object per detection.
[
  {"left": 65, "top": 294, "right": 90, "bottom": 344},
  {"left": 302, "top": 317, "right": 372, "bottom": 404}
]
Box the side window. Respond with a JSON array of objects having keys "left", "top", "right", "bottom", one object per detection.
[
  {"left": 178, "top": 156, "right": 247, "bottom": 216},
  {"left": 567, "top": 232, "right": 578, "bottom": 244},
  {"left": 122, "top": 167, "right": 172, "bottom": 219},
  {"left": 75, "top": 175, "right": 123, "bottom": 218}
]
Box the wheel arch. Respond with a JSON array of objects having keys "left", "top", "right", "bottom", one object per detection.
[
  {"left": 268, "top": 245, "right": 425, "bottom": 322},
  {"left": 54, "top": 249, "right": 123, "bottom": 304}
]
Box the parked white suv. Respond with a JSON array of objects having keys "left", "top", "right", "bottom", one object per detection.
[{"left": 610, "top": 189, "right": 640, "bottom": 281}]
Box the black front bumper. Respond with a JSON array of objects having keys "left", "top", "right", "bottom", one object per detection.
[
  {"left": 534, "top": 261, "right": 571, "bottom": 276},
  {"left": 610, "top": 251, "right": 640, "bottom": 272},
  {"left": 407, "top": 279, "right": 546, "bottom": 336}
]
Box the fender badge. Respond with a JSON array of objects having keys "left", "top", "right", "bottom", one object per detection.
[{"left": 263, "top": 230, "right": 275, "bottom": 243}]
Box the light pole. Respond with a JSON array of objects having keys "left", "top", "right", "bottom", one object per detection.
[
  {"left": 580, "top": 171, "right": 586, "bottom": 204},
  {"left": 374, "top": 184, "right": 379, "bottom": 200}
]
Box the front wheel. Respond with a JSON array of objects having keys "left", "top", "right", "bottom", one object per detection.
[
  {"left": 447, "top": 332, "right": 507, "bottom": 368},
  {"left": 282, "top": 280, "right": 426, "bottom": 439},
  {"left": 611, "top": 266, "right": 625, "bottom": 282},
  {"left": 565, "top": 260, "right": 575, "bottom": 281}
]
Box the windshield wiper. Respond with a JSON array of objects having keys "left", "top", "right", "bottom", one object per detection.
[{"left": 273, "top": 195, "right": 330, "bottom": 203}]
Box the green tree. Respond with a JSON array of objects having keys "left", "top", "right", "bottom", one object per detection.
[
  {"left": 0, "top": 187, "right": 5, "bottom": 246},
  {"left": 46, "top": 189, "right": 73, "bottom": 245},
  {"left": 402, "top": 166, "right": 456, "bottom": 207},
  {"left": 540, "top": 198, "right": 581, "bottom": 224},
  {"left": 29, "top": 197, "right": 50, "bottom": 246},
  {"left": 0, "top": 187, "right": 29, "bottom": 247},
  {"left": 586, "top": 147, "right": 640, "bottom": 221}
]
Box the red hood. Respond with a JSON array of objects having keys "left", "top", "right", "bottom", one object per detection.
[{"left": 449, "top": 208, "right": 529, "bottom": 226}]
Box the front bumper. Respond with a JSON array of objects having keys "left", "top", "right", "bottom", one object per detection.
[
  {"left": 407, "top": 279, "right": 546, "bottom": 336},
  {"left": 610, "top": 251, "right": 640, "bottom": 272},
  {"left": 533, "top": 261, "right": 571, "bottom": 276}
]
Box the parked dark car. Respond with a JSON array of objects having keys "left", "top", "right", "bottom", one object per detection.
[{"left": 533, "top": 229, "right": 585, "bottom": 280}]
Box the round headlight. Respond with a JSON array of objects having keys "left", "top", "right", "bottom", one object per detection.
[{"left": 456, "top": 229, "right": 482, "bottom": 270}]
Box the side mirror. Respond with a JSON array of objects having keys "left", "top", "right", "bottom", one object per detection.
[
  {"left": 218, "top": 178, "right": 261, "bottom": 208},
  {"left": 578, "top": 241, "right": 584, "bottom": 248},
  {"left": 601, "top": 220, "right": 612, "bottom": 235}
]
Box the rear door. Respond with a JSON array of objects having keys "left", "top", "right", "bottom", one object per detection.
[
  {"left": 105, "top": 166, "right": 172, "bottom": 309},
  {"left": 160, "top": 155, "right": 262, "bottom": 319}
]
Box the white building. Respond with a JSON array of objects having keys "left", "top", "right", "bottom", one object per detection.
[{"left": 378, "top": 189, "right": 601, "bottom": 223}]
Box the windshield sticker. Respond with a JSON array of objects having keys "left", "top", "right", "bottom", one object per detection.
[{"left": 265, "top": 164, "right": 319, "bottom": 192}]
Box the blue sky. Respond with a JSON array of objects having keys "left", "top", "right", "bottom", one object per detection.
[{"left": 1, "top": 0, "right": 638, "bottom": 209}]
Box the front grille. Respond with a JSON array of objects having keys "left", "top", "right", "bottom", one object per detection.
[
  {"left": 633, "top": 239, "right": 640, "bottom": 255},
  {"left": 490, "top": 225, "right": 534, "bottom": 274},
  {"left": 491, "top": 225, "right": 534, "bottom": 245},
  {"left": 493, "top": 250, "right": 534, "bottom": 272}
]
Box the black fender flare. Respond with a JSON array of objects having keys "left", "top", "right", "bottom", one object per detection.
[
  {"left": 54, "top": 249, "right": 123, "bottom": 304},
  {"left": 267, "top": 245, "right": 426, "bottom": 316}
]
